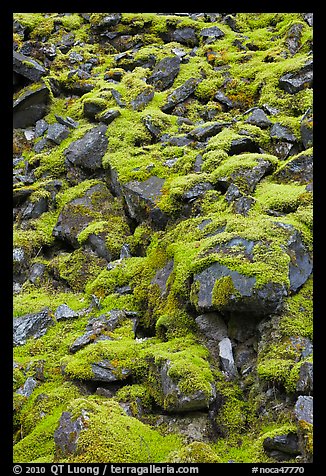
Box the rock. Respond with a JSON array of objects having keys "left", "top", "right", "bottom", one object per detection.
[
  {"left": 91, "top": 359, "right": 131, "bottom": 382},
  {"left": 161, "top": 134, "right": 193, "bottom": 147},
  {"left": 160, "top": 361, "right": 215, "bottom": 412},
  {"left": 294, "top": 395, "right": 313, "bottom": 425},
  {"left": 83, "top": 100, "right": 107, "bottom": 120},
  {"left": 228, "top": 136, "right": 260, "bottom": 155},
  {"left": 189, "top": 122, "right": 228, "bottom": 141},
  {"left": 97, "top": 109, "right": 120, "bottom": 125},
  {"left": 46, "top": 123, "right": 70, "bottom": 144},
  {"left": 85, "top": 233, "right": 112, "bottom": 261},
  {"left": 55, "top": 115, "right": 79, "bottom": 129},
  {"left": 29, "top": 263, "right": 46, "bottom": 284},
  {"left": 33, "top": 137, "right": 49, "bottom": 153},
  {"left": 234, "top": 341, "right": 256, "bottom": 374},
  {"left": 55, "top": 304, "right": 79, "bottom": 321},
  {"left": 270, "top": 123, "right": 297, "bottom": 143},
  {"left": 173, "top": 28, "right": 198, "bottom": 47},
  {"left": 64, "top": 124, "right": 108, "bottom": 171},
  {"left": 13, "top": 308, "right": 54, "bottom": 346},
  {"left": 193, "top": 154, "right": 203, "bottom": 172},
  {"left": 122, "top": 176, "right": 168, "bottom": 230},
  {"left": 151, "top": 260, "right": 174, "bottom": 296},
  {"left": 279, "top": 61, "right": 313, "bottom": 94},
  {"left": 16, "top": 377, "right": 38, "bottom": 398},
  {"left": 200, "top": 26, "right": 225, "bottom": 43},
  {"left": 286, "top": 23, "right": 303, "bottom": 55},
  {"left": 120, "top": 243, "right": 132, "bottom": 259},
  {"left": 13, "top": 83, "right": 50, "bottom": 129},
  {"left": 148, "top": 56, "right": 180, "bottom": 91},
  {"left": 162, "top": 78, "right": 199, "bottom": 113},
  {"left": 91, "top": 13, "right": 122, "bottom": 30},
  {"left": 131, "top": 89, "right": 154, "bottom": 110},
  {"left": 302, "top": 13, "right": 313, "bottom": 27},
  {"left": 195, "top": 313, "right": 228, "bottom": 345},
  {"left": 274, "top": 151, "right": 313, "bottom": 184},
  {"left": 183, "top": 182, "right": 214, "bottom": 201},
  {"left": 35, "top": 119, "right": 48, "bottom": 137},
  {"left": 225, "top": 185, "right": 255, "bottom": 216},
  {"left": 285, "top": 226, "right": 313, "bottom": 292},
  {"left": 296, "top": 362, "right": 313, "bottom": 395},
  {"left": 192, "top": 261, "right": 286, "bottom": 317},
  {"left": 263, "top": 433, "right": 300, "bottom": 457},
  {"left": 214, "top": 90, "right": 234, "bottom": 110},
  {"left": 69, "top": 331, "right": 97, "bottom": 354},
  {"left": 245, "top": 108, "right": 272, "bottom": 128},
  {"left": 13, "top": 50, "right": 46, "bottom": 82},
  {"left": 218, "top": 338, "right": 237, "bottom": 378},
  {"left": 300, "top": 108, "right": 313, "bottom": 149},
  {"left": 13, "top": 247, "right": 27, "bottom": 275},
  {"left": 54, "top": 411, "right": 86, "bottom": 458},
  {"left": 143, "top": 116, "right": 161, "bottom": 140},
  {"left": 155, "top": 413, "right": 212, "bottom": 442},
  {"left": 110, "top": 88, "right": 126, "bottom": 107}
]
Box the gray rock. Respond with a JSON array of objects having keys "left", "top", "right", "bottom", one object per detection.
[
  {"left": 21, "top": 196, "right": 48, "bottom": 220},
  {"left": 189, "top": 122, "right": 228, "bottom": 141},
  {"left": 286, "top": 227, "right": 313, "bottom": 292},
  {"left": 85, "top": 233, "right": 112, "bottom": 261},
  {"left": 110, "top": 88, "right": 126, "bottom": 107},
  {"left": 160, "top": 361, "right": 215, "bottom": 412},
  {"left": 148, "top": 56, "right": 180, "bottom": 91},
  {"left": 162, "top": 78, "right": 199, "bottom": 113},
  {"left": 91, "top": 359, "right": 131, "bottom": 382},
  {"left": 300, "top": 108, "right": 313, "bottom": 149},
  {"left": 183, "top": 182, "right": 214, "bottom": 201},
  {"left": 200, "top": 26, "right": 225, "bottom": 43},
  {"left": 13, "top": 247, "right": 26, "bottom": 271},
  {"left": 279, "top": 61, "right": 313, "bottom": 94},
  {"left": 270, "top": 123, "right": 297, "bottom": 143},
  {"left": 91, "top": 13, "right": 122, "bottom": 30},
  {"left": 173, "top": 28, "right": 198, "bottom": 47},
  {"left": 13, "top": 50, "right": 46, "bottom": 82},
  {"left": 35, "top": 119, "right": 48, "bottom": 137},
  {"left": 46, "top": 123, "right": 70, "bottom": 144},
  {"left": 143, "top": 115, "right": 161, "bottom": 140},
  {"left": 55, "top": 115, "right": 79, "bottom": 129},
  {"left": 13, "top": 308, "right": 54, "bottom": 346},
  {"left": 294, "top": 396, "right": 313, "bottom": 424},
  {"left": 245, "top": 108, "right": 272, "bottom": 128},
  {"left": 122, "top": 176, "right": 168, "bottom": 230},
  {"left": 55, "top": 304, "right": 79, "bottom": 321},
  {"left": 214, "top": 90, "right": 234, "bottom": 110},
  {"left": 151, "top": 260, "right": 174, "bottom": 296},
  {"left": 29, "top": 263, "right": 46, "bottom": 284},
  {"left": 97, "top": 109, "right": 121, "bottom": 125},
  {"left": 16, "top": 377, "right": 38, "bottom": 398},
  {"left": 54, "top": 411, "right": 86, "bottom": 457},
  {"left": 83, "top": 100, "right": 106, "bottom": 120},
  {"left": 286, "top": 23, "right": 303, "bottom": 56},
  {"left": 64, "top": 125, "right": 108, "bottom": 171},
  {"left": 274, "top": 152, "right": 313, "bottom": 184},
  {"left": 120, "top": 243, "right": 132, "bottom": 259},
  {"left": 263, "top": 433, "right": 300, "bottom": 456},
  {"left": 218, "top": 337, "right": 237, "bottom": 378},
  {"left": 193, "top": 154, "right": 203, "bottom": 173},
  {"left": 195, "top": 313, "right": 228, "bottom": 343},
  {"left": 225, "top": 185, "right": 255, "bottom": 216},
  {"left": 131, "top": 89, "right": 154, "bottom": 110},
  {"left": 69, "top": 331, "right": 99, "bottom": 354},
  {"left": 302, "top": 13, "right": 313, "bottom": 27},
  {"left": 33, "top": 137, "right": 49, "bottom": 153},
  {"left": 228, "top": 136, "right": 260, "bottom": 155},
  {"left": 161, "top": 134, "right": 193, "bottom": 147},
  {"left": 296, "top": 362, "right": 313, "bottom": 395},
  {"left": 155, "top": 413, "right": 212, "bottom": 442},
  {"left": 13, "top": 83, "right": 50, "bottom": 129}
]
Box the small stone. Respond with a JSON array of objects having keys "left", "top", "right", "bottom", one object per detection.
[
  {"left": 13, "top": 308, "right": 54, "bottom": 346},
  {"left": 35, "top": 119, "right": 49, "bottom": 137},
  {"left": 270, "top": 123, "right": 297, "bottom": 143},
  {"left": 218, "top": 337, "right": 237, "bottom": 378},
  {"left": 148, "top": 56, "right": 180, "bottom": 91},
  {"left": 55, "top": 115, "right": 79, "bottom": 129},
  {"left": 97, "top": 109, "right": 121, "bottom": 125},
  {"left": 214, "top": 90, "right": 234, "bottom": 109},
  {"left": 245, "top": 108, "right": 272, "bottom": 128},
  {"left": 200, "top": 26, "right": 225, "bottom": 43},
  {"left": 16, "top": 377, "right": 38, "bottom": 398},
  {"left": 296, "top": 362, "right": 313, "bottom": 395},
  {"left": 279, "top": 61, "right": 313, "bottom": 94},
  {"left": 46, "top": 123, "right": 70, "bottom": 144},
  {"left": 173, "top": 28, "right": 198, "bottom": 47},
  {"left": 55, "top": 304, "right": 79, "bottom": 321},
  {"left": 13, "top": 50, "right": 46, "bottom": 82},
  {"left": 29, "top": 263, "right": 46, "bottom": 284}
]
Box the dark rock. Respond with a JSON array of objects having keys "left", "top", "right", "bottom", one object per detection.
[
  {"left": 13, "top": 83, "right": 50, "bottom": 129},
  {"left": 55, "top": 304, "right": 79, "bottom": 321},
  {"left": 91, "top": 13, "right": 122, "bottom": 30},
  {"left": 193, "top": 154, "right": 203, "bottom": 173},
  {"left": 16, "top": 377, "right": 38, "bottom": 398},
  {"left": 83, "top": 100, "right": 107, "bottom": 120},
  {"left": 69, "top": 331, "right": 97, "bottom": 354},
  {"left": 262, "top": 103, "right": 280, "bottom": 116},
  {"left": 85, "top": 233, "right": 112, "bottom": 261},
  {"left": 274, "top": 152, "right": 313, "bottom": 184},
  {"left": 55, "top": 115, "right": 79, "bottom": 129},
  {"left": 29, "top": 263, "right": 46, "bottom": 284},
  {"left": 131, "top": 89, "right": 154, "bottom": 111},
  {"left": 64, "top": 124, "right": 108, "bottom": 171},
  {"left": 13, "top": 50, "right": 46, "bottom": 82},
  {"left": 122, "top": 176, "right": 168, "bottom": 230},
  {"left": 183, "top": 182, "right": 214, "bottom": 201},
  {"left": 225, "top": 185, "right": 255, "bottom": 216},
  {"left": 13, "top": 247, "right": 27, "bottom": 275},
  {"left": 214, "top": 90, "right": 234, "bottom": 110},
  {"left": 162, "top": 78, "right": 199, "bottom": 113},
  {"left": 223, "top": 14, "right": 239, "bottom": 32},
  {"left": 294, "top": 396, "right": 313, "bottom": 424},
  {"left": 35, "top": 119, "right": 48, "bottom": 137},
  {"left": 296, "top": 362, "right": 313, "bottom": 395},
  {"left": 218, "top": 337, "right": 237, "bottom": 378},
  {"left": 270, "top": 123, "right": 297, "bottom": 143},
  {"left": 97, "top": 108, "right": 121, "bottom": 125},
  {"left": 245, "top": 108, "right": 272, "bottom": 128},
  {"left": 156, "top": 413, "right": 212, "bottom": 443},
  {"left": 279, "top": 61, "right": 313, "bottom": 94},
  {"left": 234, "top": 341, "right": 256, "bottom": 374},
  {"left": 160, "top": 361, "right": 215, "bottom": 412},
  {"left": 33, "top": 137, "right": 49, "bottom": 153},
  {"left": 54, "top": 411, "right": 85, "bottom": 458},
  {"left": 46, "top": 123, "right": 70, "bottom": 144},
  {"left": 195, "top": 313, "right": 228, "bottom": 356},
  {"left": 161, "top": 134, "right": 193, "bottom": 147},
  {"left": 300, "top": 108, "right": 313, "bottom": 149},
  {"left": 148, "top": 56, "right": 180, "bottom": 91},
  {"left": 13, "top": 308, "right": 54, "bottom": 346},
  {"left": 219, "top": 159, "right": 273, "bottom": 195},
  {"left": 192, "top": 261, "right": 286, "bottom": 317},
  {"left": 286, "top": 23, "right": 303, "bottom": 56},
  {"left": 189, "top": 122, "right": 228, "bottom": 141},
  {"left": 151, "top": 260, "right": 174, "bottom": 296},
  {"left": 285, "top": 227, "right": 313, "bottom": 292},
  {"left": 200, "top": 26, "right": 225, "bottom": 43},
  {"left": 91, "top": 359, "right": 131, "bottom": 382},
  {"left": 143, "top": 116, "right": 161, "bottom": 140},
  {"left": 228, "top": 136, "right": 260, "bottom": 155},
  {"left": 120, "top": 243, "right": 132, "bottom": 259},
  {"left": 21, "top": 196, "right": 48, "bottom": 220},
  {"left": 263, "top": 433, "right": 300, "bottom": 456},
  {"left": 173, "top": 28, "right": 198, "bottom": 47},
  {"left": 110, "top": 88, "right": 126, "bottom": 106},
  {"left": 273, "top": 141, "right": 301, "bottom": 161},
  {"left": 115, "top": 285, "right": 132, "bottom": 295}
]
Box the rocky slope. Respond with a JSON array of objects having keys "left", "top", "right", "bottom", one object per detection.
[{"left": 13, "top": 12, "right": 313, "bottom": 463}]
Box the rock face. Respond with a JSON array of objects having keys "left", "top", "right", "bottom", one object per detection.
[{"left": 13, "top": 309, "right": 54, "bottom": 346}]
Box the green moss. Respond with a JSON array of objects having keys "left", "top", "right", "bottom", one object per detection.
[
  {"left": 280, "top": 277, "right": 313, "bottom": 338},
  {"left": 167, "top": 442, "right": 222, "bottom": 463},
  {"left": 212, "top": 276, "right": 237, "bottom": 310},
  {"left": 254, "top": 181, "right": 310, "bottom": 213}
]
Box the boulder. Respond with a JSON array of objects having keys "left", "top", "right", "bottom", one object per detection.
[
  {"left": 55, "top": 304, "right": 79, "bottom": 321},
  {"left": 270, "top": 123, "right": 297, "bottom": 143},
  {"left": 162, "top": 78, "right": 199, "bottom": 113},
  {"left": 122, "top": 176, "right": 168, "bottom": 230},
  {"left": 148, "top": 56, "right": 180, "bottom": 91},
  {"left": 91, "top": 359, "right": 131, "bottom": 382},
  {"left": 285, "top": 226, "right": 313, "bottom": 292},
  {"left": 279, "top": 61, "right": 313, "bottom": 94},
  {"left": 245, "top": 108, "right": 272, "bottom": 128},
  {"left": 218, "top": 337, "right": 238, "bottom": 378},
  {"left": 13, "top": 50, "right": 46, "bottom": 82},
  {"left": 273, "top": 151, "right": 313, "bottom": 184},
  {"left": 214, "top": 90, "right": 234, "bottom": 110},
  {"left": 64, "top": 124, "right": 108, "bottom": 171},
  {"left": 84, "top": 233, "right": 112, "bottom": 261},
  {"left": 35, "top": 119, "right": 49, "bottom": 137},
  {"left": 225, "top": 184, "right": 255, "bottom": 216},
  {"left": 200, "top": 26, "right": 224, "bottom": 43},
  {"left": 195, "top": 313, "right": 228, "bottom": 343},
  {"left": 46, "top": 123, "right": 70, "bottom": 144},
  {"left": 13, "top": 308, "right": 54, "bottom": 346},
  {"left": 131, "top": 89, "right": 154, "bottom": 111},
  {"left": 228, "top": 136, "right": 260, "bottom": 155},
  {"left": 97, "top": 109, "right": 120, "bottom": 125},
  {"left": 173, "top": 28, "right": 198, "bottom": 47},
  {"left": 13, "top": 83, "right": 50, "bottom": 129},
  {"left": 21, "top": 196, "right": 48, "bottom": 220},
  {"left": 183, "top": 182, "right": 214, "bottom": 202},
  {"left": 29, "top": 263, "right": 46, "bottom": 284},
  {"left": 286, "top": 23, "right": 303, "bottom": 56},
  {"left": 54, "top": 411, "right": 86, "bottom": 458}
]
